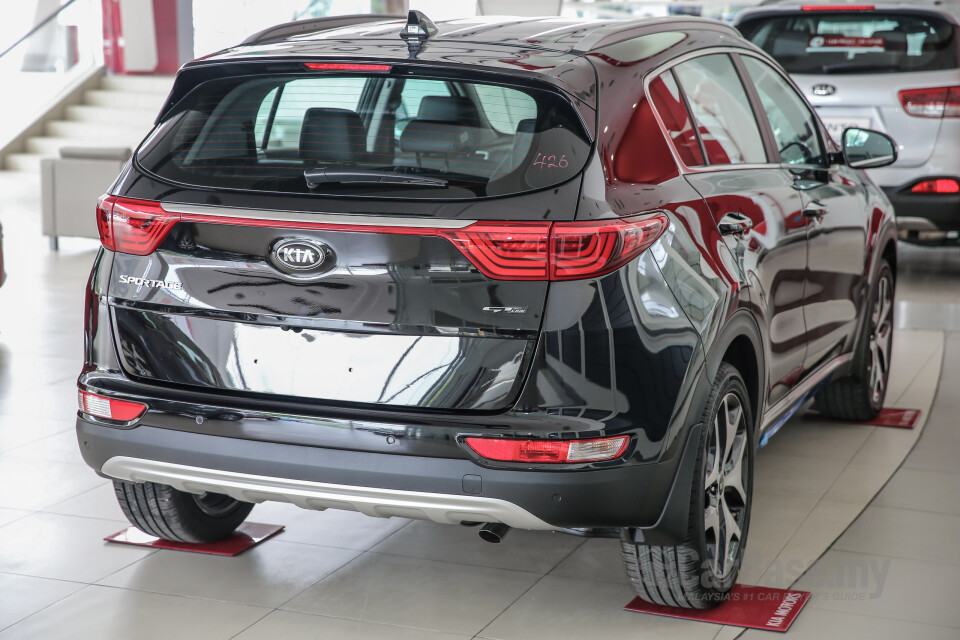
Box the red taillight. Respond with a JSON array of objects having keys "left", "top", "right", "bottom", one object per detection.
[
  {"left": 78, "top": 390, "right": 147, "bottom": 422},
  {"left": 443, "top": 222, "right": 551, "bottom": 280},
  {"left": 898, "top": 86, "right": 960, "bottom": 118},
  {"left": 551, "top": 216, "right": 668, "bottom": 280},
  {"left": 96, "top": 195, "right": 115, "bottom": 250},
  {"left": 801, "top": 5, "right": 874, "bottom": 10},
  {"left": 303, "top": 62, "right": 391, "bottom": 72},
  {"left": 464, "top": 436, "right": 629, "bottom": 463},
  {"left": 911, "top": 179, "right": 960, "bottom": 194},
  {"left": 440, "top": 215, "right": 668, "bottom": 281},
  {"left": 115, "top": 198, "right": 668, "bottom": 280},
  {"left": 96, "top": 196, "right": 180, "bottom": 255}
]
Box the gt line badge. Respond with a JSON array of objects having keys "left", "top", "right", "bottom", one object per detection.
[
  {"left": 483, "top": 306, "right": 527, "bottom": 314},
  {"left": 118, "top": 274, "right": 183, "bottom": 290}
]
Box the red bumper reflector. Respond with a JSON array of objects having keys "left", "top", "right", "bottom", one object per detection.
[
  {"left": 911, "top": 179, "right": 960, "bottom": 194},
  {"left": 303, "top": 62, "right": 391, "bottom": 72},
  {"left": 464, "top": 436, "right": 629, "bottom": 463},
  {"left": 78, "top": 390, "right": 147, "bottom": 422}
]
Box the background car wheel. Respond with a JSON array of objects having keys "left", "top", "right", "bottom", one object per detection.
[
  {"left": 620, "top": 362, "right": 754, "bottom": 609},
  {"left": 815, "top": 259, "right": 894, "bottom": 421},
  {"left": 114, "top": 480, "right": 253, "bottom": 544}
]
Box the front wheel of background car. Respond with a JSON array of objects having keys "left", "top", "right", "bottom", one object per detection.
[
  {"left": 620, "top": 362, "right": 754, "bottom": 609},
  {"left": 814, "top": 259, "right": 894, "bottom": 421},
  {"left": 113, "top": 480, "right": 254, "bottom": 544}
]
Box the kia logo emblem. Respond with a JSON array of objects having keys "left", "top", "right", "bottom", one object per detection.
[
  {"left": 270, "top": 239, "right": 333, "bottom": 275},
  {"left": 812, "top": 83, "right": 837, "bottom": 97}
]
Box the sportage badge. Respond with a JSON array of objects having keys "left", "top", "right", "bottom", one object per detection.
[{"left": 270, "top": 239, "right": 334, "bottom": 275}]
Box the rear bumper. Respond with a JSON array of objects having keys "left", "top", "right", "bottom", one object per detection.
[
  {"left": 882, "top": 183, "right": 960, "bottom": 242},
  {"left": 77, "top": 415, "right": 699, "bottom": 542}
]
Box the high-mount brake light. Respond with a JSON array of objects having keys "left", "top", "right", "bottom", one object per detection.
[
  {"left": 96, "top": 196, "right": 179, "bottom": 256},
  {"left": 911, "top": 179, "right": 960, "bottom": 194},
  {"left": 78, "top": 390, "right": 147, "bottom": 422},
  {"left": 464, "top": 436, "right": 629, "bottom": 463},
  {"left": 801, "top": 5, "right": 874, "bottom": 10},
  {"left": 302, "top": 62, "right": 392, "bottom": 72},
  {"left": 898, "top": 86, "right": 960, "bottom": 118}
]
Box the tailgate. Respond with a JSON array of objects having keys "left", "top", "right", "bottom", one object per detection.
[{"left": 107, "top": 204, "right": 555, "bottom": 411}]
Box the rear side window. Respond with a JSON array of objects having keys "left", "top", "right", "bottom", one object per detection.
[
  {"left": 672, "top": 54, "right": 768, "bottom": 165},
  {"left": 739, "top": 11, "right": 959, "bottom": 74},
  {"left": 136, "top": 71, "right": 590, "bottom": 199},
  {"left": 648, "top": 71, "right": 705, "bottom": 167}
]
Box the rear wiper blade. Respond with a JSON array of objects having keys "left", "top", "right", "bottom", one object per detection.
[{"left": 304, "top": 167, "right": 447, "bottom": 188}]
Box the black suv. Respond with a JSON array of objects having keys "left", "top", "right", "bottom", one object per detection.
[{"left": 77, "top": 12, "right": 898, "bottom": 608}]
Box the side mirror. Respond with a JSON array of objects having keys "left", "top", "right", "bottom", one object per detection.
[{"left": 843, "top": 128, "right": 897, "bottom": 169}]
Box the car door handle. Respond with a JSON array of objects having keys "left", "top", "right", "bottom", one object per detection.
[
  {"left": 803, "top": 202, "right": 827, "bottom": 219},
  {"left": 718, "top": 212, "right": 753, "bottom": 236}
]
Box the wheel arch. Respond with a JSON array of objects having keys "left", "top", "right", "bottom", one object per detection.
[{"left": 703, "top": 311, "right": 765, "bottom": 432}]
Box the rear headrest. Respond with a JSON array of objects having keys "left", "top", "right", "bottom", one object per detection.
[
  {"left": 400, "top": 120, "right": 475, "bottom": 155},
  {"left": 772, "top": 31, "right": 811, "bottom": 58},
  {"left": 299, "top": 107, "right": 366, "bottom": 163},
  {"left": 417, "top": 96, "right": 481, "bottom": 127},
  {"left": 871, "top": 31, "right": 907, "bottom": 51}
]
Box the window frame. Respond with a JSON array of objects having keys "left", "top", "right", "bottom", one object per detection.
[
  {"left": 734, "top": 53, "right": 831, "bottom": 170},
  {"left": 643, "top": 47, "right": 833, "bottom": 173},
  {"left": 670, "top": 52, "right": 771, "bottom": 167}
]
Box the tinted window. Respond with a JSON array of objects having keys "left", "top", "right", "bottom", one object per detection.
[
  {"left": 743, "top": 57, "right": 826, "bottom": 166},
  {"left": 649, "top": 71, "right": 705, "bottom": 167},
  {"left": 673, "top": 54, "right": 767, "bottom": 165},
  {"left": 739, "top": 11, "right": 958, "bottom": 74},
  {"left": 136, "top": 73, "right": 590, "bottom": 199}
]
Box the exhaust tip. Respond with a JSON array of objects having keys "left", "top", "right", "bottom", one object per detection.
[{"left": 478, "top": 522, "right": 510, "bottom": 543}]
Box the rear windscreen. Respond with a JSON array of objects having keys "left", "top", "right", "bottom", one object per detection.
[
  {"left": 136, "top": 70, "right": 591, "bottom": 199},
  {"left": 738, "top": 12, "right": 958, "bottom": 74}
]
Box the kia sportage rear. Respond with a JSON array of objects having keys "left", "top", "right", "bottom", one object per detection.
[{"left": 77, "top": 12, "right": 898, "bottom": 609}]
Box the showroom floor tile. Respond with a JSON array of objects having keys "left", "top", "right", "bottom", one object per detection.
[
  {"left": 0, "top": 168, "right": 958, "bottom": 639},
  {"left": 0, "top": 585, "right": 271, "bottom": 640}
]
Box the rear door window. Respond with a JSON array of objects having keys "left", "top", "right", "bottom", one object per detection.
[
  {"left": 136, "top": 71, "right": 591, "bottom": 199},
  {"left": 672, "top": 54, "right": 768, "bottom": 165},
  {"left": 738, "top": 11, "right": 959, "bottom": 74}
]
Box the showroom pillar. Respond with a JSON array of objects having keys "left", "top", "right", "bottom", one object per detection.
[{"left": 102, "top": 0, "right": 193, "bottom": 74}]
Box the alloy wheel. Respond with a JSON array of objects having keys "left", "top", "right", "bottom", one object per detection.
[
  {"left": 703, "top": 392, "right": 749, "bottom": 579},
  {"left": 869, "top": 274, "right": 893, "bottom": 406}
]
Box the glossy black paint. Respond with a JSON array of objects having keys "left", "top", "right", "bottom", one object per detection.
[{"left": 79, "top": 16, "right": 897, "bottom": 534}]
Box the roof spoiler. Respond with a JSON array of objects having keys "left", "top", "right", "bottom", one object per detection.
[{"left": 241, "top": 14, "right": 402, "bottom": 46}]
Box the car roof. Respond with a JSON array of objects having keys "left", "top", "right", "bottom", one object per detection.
[{"left": 230, "top": 14, "right": 742, "bottom": 56}]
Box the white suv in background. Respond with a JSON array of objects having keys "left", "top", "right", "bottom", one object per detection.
[{"left": 736, "top": 1, "right": 960, "bottom": 244}]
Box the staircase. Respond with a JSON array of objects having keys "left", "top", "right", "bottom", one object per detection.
[{"left": 4, "top": 75, "right": 173, "bottom": 172}]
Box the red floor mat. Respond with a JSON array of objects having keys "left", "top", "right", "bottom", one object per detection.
[
  {"left": 105, "top": 522, "right": 284, "bottom": 556},
  {"left": 625, "top": 585, "right": 810, "bottom": 632},
  {"left": 862, "top": 408, "right": 920, "bottom": 429}
]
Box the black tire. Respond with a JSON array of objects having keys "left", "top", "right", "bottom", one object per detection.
[
  {"left": 620, "top": 362, "right": 754, "bottom": 609},
  {"left": 815, "top": 259, "right": 894, "bottom": 421},
  {"left": 114, "top": 480, "right": 254, "bottom": 544}
]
